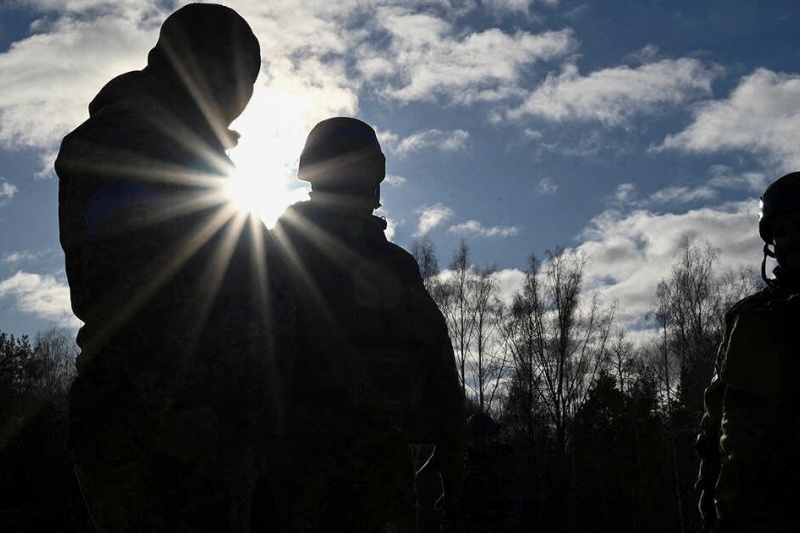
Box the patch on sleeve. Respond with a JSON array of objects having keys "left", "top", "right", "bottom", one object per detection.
[{"left": 86, "top": 182, "right": 158, "bottom": 234}]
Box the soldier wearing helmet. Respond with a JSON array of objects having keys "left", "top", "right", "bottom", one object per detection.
[
  {"left": 57, "top": 4, "right": 277, "bottom": 531},
  {"left": 272, "top": 117, "right": 465, "bottom": 531},
  {"left": 695, "top": 172, "right": 800, "bottom": 532}
]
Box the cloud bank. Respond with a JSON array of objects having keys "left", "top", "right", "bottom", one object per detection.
[
  {"left": 0, "top": 271, "right": 80, "bottom": 327},
  {"left": 660, "top": 68, "right": 800, "bottom": 171}
]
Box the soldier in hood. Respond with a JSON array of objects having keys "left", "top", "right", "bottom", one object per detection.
[{"left": 56, "top": 4, "right": 280, "bottom": 531}]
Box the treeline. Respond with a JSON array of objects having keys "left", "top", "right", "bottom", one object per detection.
[
  {"left": 413, "top": 235, "right": 760, "bottom": 532},
  {"left": 0, "top": 328, "right": 79, "bottom": 530},
  {"left": 0, "top": 236, "right": 759, "bottom": 531}
]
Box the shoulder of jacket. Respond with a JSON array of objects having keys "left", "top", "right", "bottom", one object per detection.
[
  {"left": 726, "top": 288, "right": 772, "bottom": 319},
  {"left": 386, "top": 243, "right": 422, "bottom": 275}
]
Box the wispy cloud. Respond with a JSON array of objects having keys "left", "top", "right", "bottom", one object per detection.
[
  {"left": 647, "top": 185, "right": 716, "bottom": 205},
  {"left": 706, "top": 165, "right": 768, "bottom": 193},
  {"left": 3, "top": 250, "right": 44, "bottom": 264},
  {"left": 0, "top": 271, "right": 80, "bottom": 327},
  {"left": 448, "top": 220, "right": 519, "bottom": 237},
  {"left": 614, "top": 183, "right": 637, "bottom": 204},
  {"left": 392, "top": 129, "right": 470, "bottom": 155},
  {"left": 383, "top": 175, "right": 407, "bottom": 187},
  {"left": 481, "top": 0, "right": 559, "bottom": 18},
  {"left": 367, "top": 7, "right": 577, "bottom": 105},
  {"left": 415, "top": 203, "right": 454, "bottom": 236},
  {"left": 536, "top": 176, "right": 558, "bottom": 195},
  {"left": 0, "top": 178, "right": 18, "bottom": 205},
  {"left": 510, "top": 58, "right": 720, "bottom": 125},
  {"left": 659, "top": 68, "right": 800, "bottom": 171},
  {"left": 612, "top": 182, "right": 718, "bottom": 208}
]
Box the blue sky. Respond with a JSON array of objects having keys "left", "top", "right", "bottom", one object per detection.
[{"left": 1, "top": 0, "right": 798, "bottom": 341}]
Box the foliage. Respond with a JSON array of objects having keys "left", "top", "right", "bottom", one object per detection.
[
  {"left": 0, "top": 328, "right": 79, "bottom": 531},
  {"left": 413, "top": 236, "right": 760, "bottom": 532},
  {"left": 1, "top": 234, "right": 763, "bottom": 531}
]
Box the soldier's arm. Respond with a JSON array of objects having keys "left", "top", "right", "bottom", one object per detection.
[
  {"left": 428, "top": 337, "right": 464, "bottom": 481},
  {"left": 694, "top": 315, "right": 731, "bottom": 531},
  {"left": 400, "top": 247, "right": 466, "bottom": 509}
]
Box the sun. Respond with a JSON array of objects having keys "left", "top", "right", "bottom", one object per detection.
[{"left": 225, "top": 86, "right": 313, "bottom": 227}]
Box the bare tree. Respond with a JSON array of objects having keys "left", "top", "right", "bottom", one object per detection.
[
  {"left": 0, "top": 327, "right": 77, "bottom": 447},
  {"left": 410, "top": 236, "right": 440, "bottom": 296},
  {"left": 438, "top": 240, "right": 477, "bottom": 396},
  {"left": 466, "top": 266, "right": 508, "bottom": 413},
  {"left": 646, "top": 236, "right": 760, "bottom": 533},
  {"left": 32, "top": 328, "right": 78, "bottom": 396},
  {"left": 608, "top": 327, "right": 635, "bottom": 396},
  {"left": 650, "top": 236, "right": 759, "bottom": 412},
  {"left": 505, "top": 249, "right": 615, "bottom": 455}
]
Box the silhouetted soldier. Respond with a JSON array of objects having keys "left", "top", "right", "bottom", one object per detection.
[
  {"left": 272, "top": 117, "right": 465, "bottom": 532},
  {"left": 56, "top": 4, "right": 280, "bottom": 531},
  {"left": 695, "top": 172, "right": 800, "bottom": 533}
]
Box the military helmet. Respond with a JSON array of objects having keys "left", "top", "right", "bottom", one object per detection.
[
  {"left": 759, "top": 172, "right": 800, "bottom": 243},
  {"left": 297, "top": 117, "right": 386, "bottom": 190}
]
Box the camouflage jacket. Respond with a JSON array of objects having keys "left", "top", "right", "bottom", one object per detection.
[
  {"left": 272, "top": 200, "right": 465, "bottom": 497},
  {"left": 696, "top": 271, "right": 800, "bottom": 530},
  {"left": 57, "top": 68, "right": 279, "bottom": 428}
]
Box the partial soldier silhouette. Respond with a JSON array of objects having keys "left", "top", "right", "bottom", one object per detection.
[
  {"left": 272, "top": 117, "right": 465, "bottom": 531},
  {"left": 56, "top": 4, "right": 279, "bottom": 531},
  {"left": 695, "top": 172, "right": 800, "bottom": 533}
]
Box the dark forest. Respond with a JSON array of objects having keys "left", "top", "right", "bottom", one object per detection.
[{"left": 0, "top": 236, "right": 759, "bottom": 532}]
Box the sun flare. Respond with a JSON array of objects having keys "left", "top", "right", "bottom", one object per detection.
[
  {"left": 225, "top": 86, "right": 315, "bottom": 227},
  {"left": 223, "top": 172, "right": 305, "bottom": 228}
]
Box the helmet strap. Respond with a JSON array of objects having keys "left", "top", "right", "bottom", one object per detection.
[{"left": 762, "top": 242, "right": 777, "bottom": 288}]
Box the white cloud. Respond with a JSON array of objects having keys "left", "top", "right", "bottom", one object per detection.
[
  {"left": 0, "top": 271, "right": 80, "bottom": 327},
  {"left": 374, "top": 206, "right": 399, "bottom": 241},
  {"left": 493, "top": 268, "right": 527, "bottom": 305},
  {"left": 523, "top": 128, "right": 544, "bottom": 140},
  {"left": 437, "top": 266, "right": 526, "bottom": 306},
  {"left": 0, "top": 8, "right": 163, "bottom": 150},
  {"left": 366, "top": 7, "right": 577, "bottom": 105},
  {"left": 392, "top": 129, "right": 470, "bottom": 155},
  {"left": 647, "top": 185, "right": 716, "bottom": 205},
  {"left": 0, "top": 179, "right": 18, "bottom": 205},
  {"left": 615, "top": 183, "right": 637, "bottom": 204},
  {"left": 536, "top": 176, "right": 558, "bottom": 195},
  {"left": 0, "top": 1, "right": 363, "bottom": 162},
  {"left": 660, "top": 68, "right": 800, "bottom": 171},
  {"left": 572, "top": 202, "right": 761, "bottom": 332},
  {"left": 482, "top": 0, "right": 532, "bottom": 14},
  {"left": 415, "top": 203, "right": 454, "bottom": 236},
  {"left": 706, "top": 165, "right": 768, "bottom": 193},
  {"left": 448, "top": 220, "right": 519, "bottom": 237},
  {"left": 428, "top": 201, "right": 762, "bottom": 345},
  {"left": 383, "top": 175, "right": 407, "bottom": 187},
  {"left": 510, "top": 58, "right": 720, "bottom": 125},
  {"left": 0, "top": 0, "right": 569, "bottom": 165},
  {"left": 3, "top": 250, "right": 42, "bottom": 264}
]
